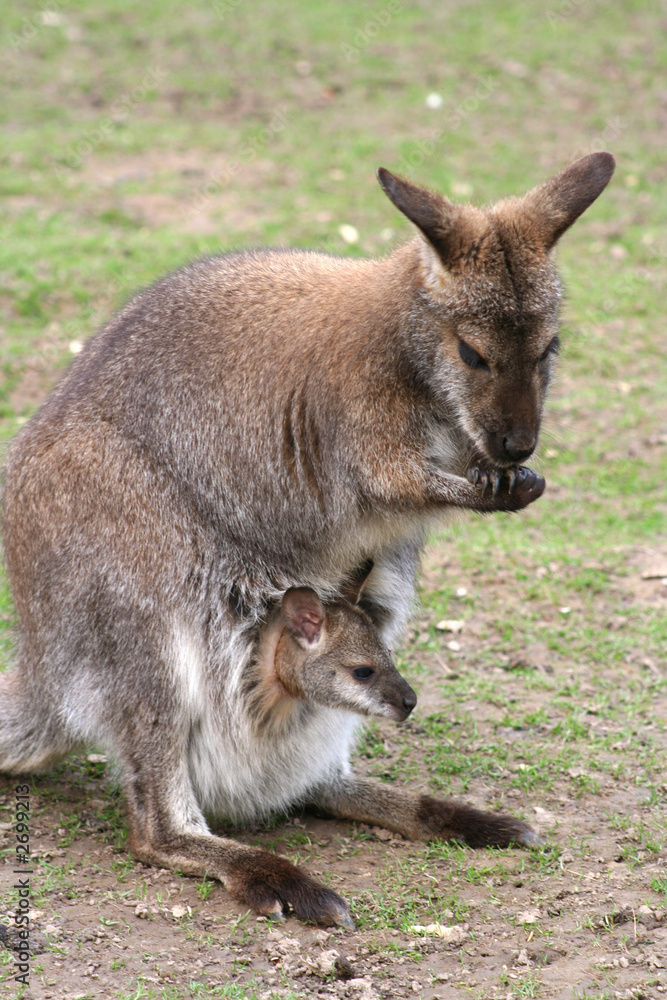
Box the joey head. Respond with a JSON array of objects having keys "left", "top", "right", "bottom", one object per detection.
[{"left": 271, "top": 587, "right": 417, "bottom": 723}]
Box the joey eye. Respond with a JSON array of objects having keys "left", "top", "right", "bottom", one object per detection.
[
  {"left": 458, "top": 339, "right": 489, "bottom": 371},
  {"left": 539, "top": 336, "right": 560, "bottom": 364},
  {"left": 352, "top": 666, "right": 375, "bottom": 681}
]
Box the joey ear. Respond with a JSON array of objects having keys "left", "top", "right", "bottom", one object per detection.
[
  {"left": 281, "top": 588, "right": 325, "bottom": 647},
  {"left": 340, "top": 558, "right": 374, "bottom": 605},
  {"left": 519, "top": 152, "right": 615, "bottom": 250},
  {"left": 377, "top": 168, "right": 486, "bottom": 269}
]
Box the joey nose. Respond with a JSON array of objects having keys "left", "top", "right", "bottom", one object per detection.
[{"left": 502, "top": 432, "right": 536, "bottom": 463}]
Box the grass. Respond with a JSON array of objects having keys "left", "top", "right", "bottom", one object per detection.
[{"left": 113, "top": 985, "right": 294, "bottom": 1000}]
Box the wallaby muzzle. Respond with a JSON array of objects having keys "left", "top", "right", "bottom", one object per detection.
[
  {"left": 382, "top": 675, "right": 417, "bottom": 722},
  {"left": 489, "top": 426, "right": 538, "bottom": 464}
]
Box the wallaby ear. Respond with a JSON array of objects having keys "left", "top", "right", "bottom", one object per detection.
[
  {"left": 377, "top": 167, "right": 485, "bottom": 269},
  {"left": 518, "top": 152, "right": 615, "bottom": 250},
  {"left": 281, "top": 588, "right": 325, "bottom": 647},
  {"left": 340, "top": 558, "right": 374, "bottom": 605}
]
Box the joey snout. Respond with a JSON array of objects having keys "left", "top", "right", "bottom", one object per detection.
[
  {"left": 300, "top": 661, "right": 418, "bottom": 722},
  {"left": 375, "top": 673, "right": 417, "bottom": 723}
]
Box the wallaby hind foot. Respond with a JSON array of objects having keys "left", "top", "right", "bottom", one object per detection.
[
  {"left": 309, "top": 774, "right": 543, "bottom": 852},
  {"left": 129, "top": 818, "right": 354, "bottom": 927},
  {"left": 122, "top": 753, "right": 541, "bottom": 930},
  {"left": 117, "top": 720, "right": 355, "bottom": 927}
]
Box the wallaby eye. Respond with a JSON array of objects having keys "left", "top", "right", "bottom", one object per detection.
[
  {"left": 458, "top": 339, "right": 489, "bottom": 371},
  {"left": 352, "top": 666, "right": 374, "bottom": 681},
  {"left": 539, "top": 336, "right": 560, "bottom": 364}
]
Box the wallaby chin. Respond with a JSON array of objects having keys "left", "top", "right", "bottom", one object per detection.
[
  {"left": 379, "top": 703, "right": 413, "bottom": 724},
  {"left": 0, "top": 156, "right": 613, "bottom": 923}
]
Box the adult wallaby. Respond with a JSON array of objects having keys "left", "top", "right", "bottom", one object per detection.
[{"left": 0, "top": 153, "right": 614, "bottom": 926}]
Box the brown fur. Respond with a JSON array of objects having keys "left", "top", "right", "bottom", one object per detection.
[{"left": 0, "top": 153, "right": 615, "bottom": 925}]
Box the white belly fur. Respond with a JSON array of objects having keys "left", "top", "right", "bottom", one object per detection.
[
  {"left": 189, "top": 702, "right": 361, "bottom": 823},
  {"left": 171, "top": 619, "right": 362, "bottom": 824}
]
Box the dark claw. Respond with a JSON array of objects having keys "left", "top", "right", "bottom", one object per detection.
[
  {"left": 518, "top": 830, "right": 545, "bottom": 850},
  {"left": 332, "top": 906, "right": 355, "bottom": 930},
  {"left": 518, "top": 467, "right": 543, "bottom": 493},
  {"left": 466, "top": 461, "right": 544, "bottom": 508}
]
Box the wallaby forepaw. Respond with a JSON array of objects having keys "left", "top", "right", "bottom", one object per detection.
[
  {"left": 467, "top": 462, "right": 545, "bottom": 511},
  {"left": 228, "top": 850, "right": 354, "bottom": 928},
  {"left": 510, "top": 466, "right": 545, "bottom": 506}
]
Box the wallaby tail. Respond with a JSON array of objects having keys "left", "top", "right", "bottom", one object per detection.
[{"left": 0, "top": 669, "right": 71, "bottom": 774}]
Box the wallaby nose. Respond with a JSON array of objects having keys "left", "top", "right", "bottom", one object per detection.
[
  {"left": 401, "top": 686, "right": 417, "bottom": 717},
  {"left": 386, "top": 677, "right": 418, "bottom": 722},
  {"left": 502, "top": 432, "right": 536, "bottom": 463}
]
